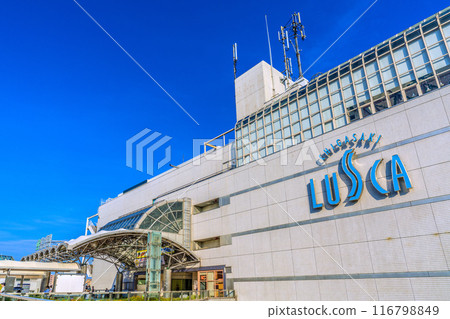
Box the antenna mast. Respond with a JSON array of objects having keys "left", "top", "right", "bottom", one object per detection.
[
  {"left": 278, "top": 26, "right": 292, "bottom": 89},
  {"left": 233, "top": 43, "right": 238, "bottom": 80},
  {"left": 286, "top": 12, "right": 306, "bottom": 80},
  {"left": 265, "top": 15, "right": 276, "bottom": 97}
]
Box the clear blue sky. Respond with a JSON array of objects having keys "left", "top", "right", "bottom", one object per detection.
[{"left": 0, "top": 0, "right": 447, "bottom": 259}]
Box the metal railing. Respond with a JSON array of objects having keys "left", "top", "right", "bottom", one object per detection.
[
  {"left": 203, "top": 128, "right": 234, "bottom": 153},
  {"left": 3, "top": 290, "right": 236, "bottom": 301}
]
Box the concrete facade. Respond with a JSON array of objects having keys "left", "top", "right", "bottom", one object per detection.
[
  {"left": 92, "top": 8, "right": 450, "bottom": 299},
  {"left": 93, "top": 85, "right": 450, "bottom": 300},
  {"left": 235, "top": 61, "right": 285, "bottom": 121}
]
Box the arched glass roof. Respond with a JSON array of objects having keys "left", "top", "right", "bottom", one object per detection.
[{"left": 99, "top": 206, "right": 151, "bottom": 231}]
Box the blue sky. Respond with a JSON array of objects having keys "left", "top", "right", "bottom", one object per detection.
[{"left": 0, "top": 0, "right": 447, "bottom": 259}]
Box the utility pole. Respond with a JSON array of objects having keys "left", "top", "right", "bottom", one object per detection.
[{"left": 233, "top": 43, "right": 238, "bottom": 80}]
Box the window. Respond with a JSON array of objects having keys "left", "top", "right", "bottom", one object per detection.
[
  {"left": 292, "top": 122, "right": 301, "bottom": 134},
  {"left": 374, "top": 98, "right": 388, "bottom": 112},
  {"left": 319, "top": 85, "right": 328, "bottom": 98},
  {"left": 313, "top": 125, "right": 323, "bottom": 136},
  {"left": 371, "top": 85, "right": 384, "bottom": 97},
  {"left": 324, "top": 121, "right": 333, "bottom": 132},
  {"left": 352, "top": 67, "right": 365, "bottom": 81},
  {"left": 273, "top": 120, "right": 281, "bottom": 131},
  {"left": 299, "top": 96, "right": 307, "bottom": 107},
  {"left": 341, "top": 74, "right": 352, "bottom": 86},
  {"left": 273, "top": 110, "right": 280, "bottom": 120},
  {"left": 389, "top": 91, "right": 403, "bottom": 106},
  {"left": 257, "top": 128, "right": 264, "bottom": 138},
  {"left": 198, "top": 270, "right": 224, "bottom": 296},
  {"left": 194, "top": 237, "right": 220, "bottom": 250},
  {"left": 322, "top": 108, "right": 333, "bottom": 121},
  {"left": 289, "top": 100, "right": 298, "bottom": 112},
  {"left": 424, "top": 29, "right": 442, "bottom": 47},
  {"left": 139, "top": 201, "right": 184, "bottom": 233},
  {"left": 366, "top": 61, "right": 379, "bottom": 74},
  {"left": 303, "top": 129, "right": 312, "bottom": 140},
  {"left": 331, "top": 91, "right": 342, "bottom": 104},
  {"left": 348, "top": 109, "right": 360, "bottom": 122},
  {"left": 405, "top": 86, "right": 419, "bottom": 99},
  {"left": 308, "top": 90, "right": 318, "bottom": 102},
  {"left": 393, "top": 46, "right": 408, "bottom": 61},
  {"left": 312, "top": 113, "right": 322, "bottom": 126},
  {"left": 320, "top": 96, "right": 331, "bottom": 109},
  {"left": 300, "top": 107, "right": 309, "bottom": 118},
  {"left": 368, "top": 72, "right": 382, "bottom": 87},
  {"left": 333, "top": 103, "right": 345, "bottom": 116},
  {"left": 335, "top": 116, "right": 346, "bottom": 128},
  {"left": 355, "top": 79, "right": 368, "bottom": 93},
  {"left": 438, "top": 69, "right": 450, "bottom": 86},
  {"left": 329, "top": 80, "right": 340, "bottom": 92},
  {"left": 283, "top": 126, "right": 291, "bottom": 138},
  {"left": 310, "top": 101, "right": 319, "bottom": 114},
  {"left": 301, "top": 118, "right": 311, "bottom": 130},
  {"left": 343, "top": 85, "right": 354, "bottom": 99},
  {"left": 361, "top": 105, "right": 373, "bottom": 117}
]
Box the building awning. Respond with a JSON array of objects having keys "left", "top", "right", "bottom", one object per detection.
[{"left": 21, "top": 229, "right": 199, "bottom": 270}]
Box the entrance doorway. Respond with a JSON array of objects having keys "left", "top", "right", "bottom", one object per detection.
[{"left": 171, "top": 272, "right": 193, "bottom": 291}]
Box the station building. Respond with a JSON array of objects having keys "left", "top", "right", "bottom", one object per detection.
[{"left": 24, "top": 7, "right": 450, "bottom": 300}]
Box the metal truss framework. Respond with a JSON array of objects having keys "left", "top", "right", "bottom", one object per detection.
[{"left": 21, "top": 230, "right": 199, "bottom": 271}]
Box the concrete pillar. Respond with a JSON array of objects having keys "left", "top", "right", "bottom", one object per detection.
[
  {"left": 116, "top": 272, "right": 123, "bottom": 292},
  {"left": 40, "top": 272, "right": 50, "bottom": 292},
  {"left": 192, "top": 272, "right": 198, "bottom": 291},
  {"left": 19, "top": 275, "right": 24, "bottom": 288},
  {"left": 163, "top": 268, "right": 171, "bottom": 291}
]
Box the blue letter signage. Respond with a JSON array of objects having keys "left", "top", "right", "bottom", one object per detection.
[
  {"left": 309, "top": 151, "right": 412, "bottom": 211},
  {"left": 341, "top": 149, "right": 363, "bottom": 202}
]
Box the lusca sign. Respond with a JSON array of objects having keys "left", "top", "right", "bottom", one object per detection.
[{"left": 309, "top": 149, "right": 412, "bottom": 210}]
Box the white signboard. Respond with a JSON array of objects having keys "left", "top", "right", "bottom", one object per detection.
[{"left": 54, "top": 274, "right": 85, "bottom": 293}]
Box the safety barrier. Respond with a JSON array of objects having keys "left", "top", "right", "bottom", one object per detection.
[{"left": 3, "top": 290, "right": 236, "bottom": 301}]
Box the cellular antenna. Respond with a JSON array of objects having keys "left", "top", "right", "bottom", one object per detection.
[
  {"left": 233, "top": 43, "right": 238, "bottom": 80},
  {"left": 286, "top": 12, "right": 306, "bottom": 79},
  {"left": 278, "top": 26, "right": 292, "bottom": 89}
]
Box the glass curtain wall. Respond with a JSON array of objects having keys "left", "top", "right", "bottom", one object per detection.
[{"left": 235, "top": 7, "right": 450, "bottom": 167}]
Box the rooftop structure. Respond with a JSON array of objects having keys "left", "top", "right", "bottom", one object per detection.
[{"left": 234, "top": 7, "right": 450, "bottom": 166}]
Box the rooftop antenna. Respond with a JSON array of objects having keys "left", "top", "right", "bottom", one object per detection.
[
  {"left": 278, "top": 26, "right": 292, "bottom": 89},
  {"left": 265, "top": 15, "right": 276, "bottom": 97},
  {"left": 233, "top": 43, "right": 238, "bottom": 80},
  {"left": 286, "top": 12, "right": 306, "bottom": 79}
]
